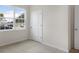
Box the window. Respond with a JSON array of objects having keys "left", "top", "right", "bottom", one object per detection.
[
  {"left": 0, "top": 5, "right": 26, "bottom": 30},
  {"left": 15, "top": 8, "right": 25, "bottom": 29}
]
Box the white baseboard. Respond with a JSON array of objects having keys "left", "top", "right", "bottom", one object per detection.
[
  {"left": 41, "top": 42, "right": 69, "bottom": 53},
  {"left": 26, "top": 39, "right": 69, "bottom": 53}
]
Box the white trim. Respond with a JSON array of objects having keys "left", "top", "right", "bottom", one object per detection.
[
  {"left": 42, "top": 42, "right": 69, "bottom": 53},
  {"left": 31, "top": 39, "right": 69, "bottom": 53},
  {"left": 13, "top": 7, "right": 15, "bottom": 29}
]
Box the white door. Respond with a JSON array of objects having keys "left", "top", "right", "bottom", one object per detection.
[
  {"left": 30, "top": 9, "right": 43, "bottom": 42},
  {"left": 74, "top": 6, "right": 79, "bottom": 49}
]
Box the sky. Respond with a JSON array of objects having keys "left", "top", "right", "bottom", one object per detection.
[
  {"left": 0, "top": 5, "right": 24, "bottom": 18},
  {"left": 0, "top": 5, "right": 13, "bottom": 13}
]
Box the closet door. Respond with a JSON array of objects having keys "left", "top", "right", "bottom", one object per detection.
[{"left": 30, "top": 8, "right": 43, "bottom": 42}]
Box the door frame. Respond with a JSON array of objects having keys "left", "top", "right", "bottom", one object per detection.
[
  {"left": 68, "top": 5, "right": 75, "bottom": 51},
  {"left": 71, "top": 5, "right": 76, "bottom": 50}
]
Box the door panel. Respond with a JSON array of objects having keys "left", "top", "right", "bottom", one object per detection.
[{"left": 30, "top": 9, "right": 43, "bottom": 42}]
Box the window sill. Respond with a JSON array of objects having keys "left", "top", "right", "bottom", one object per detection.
[{"left": 0, "top": 28, "right": 26, "bottom": 32}]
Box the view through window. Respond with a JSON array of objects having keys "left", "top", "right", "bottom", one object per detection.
[{"left": 0, "top": 5, "right": 25, "bottom": 30}]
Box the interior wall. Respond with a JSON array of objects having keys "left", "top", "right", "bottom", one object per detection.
[
  {"left": 43, "top": 6, "right": 69, "bottom": 52},
  {"left": 30, "top": 5, "right": 71, "bottom": 52},
  {"left": 0, "top": 30, "right": 27, "bottom": 46},
  {"left": 0, "top": 5, "right": 30, "bottom": 46}
]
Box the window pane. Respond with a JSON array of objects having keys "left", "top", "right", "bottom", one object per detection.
[
  {"left": 0, "top": 18, "right": 13, "bottom": 30},
  {"left": 15, "top": 8, "right": 24, "bottom": 18},
  {"left": 0, "top": 5, "right": 14, "bottom": 30},
  {"left": 0, "top": 5, "right": 14, "bottom": 18},
  {"left": 15, "top": 8, "right": 25, "bottom": 29},
  {"left": 15, "top": 19, "right": 24, "bottom": 28}
]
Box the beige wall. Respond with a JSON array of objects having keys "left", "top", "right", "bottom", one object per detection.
[
  {"left": 43, "top": 6, "right": 69, "bottom": 52},
  {"left": 0, "top": 30, "right": 27, "bottom": 46}
]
